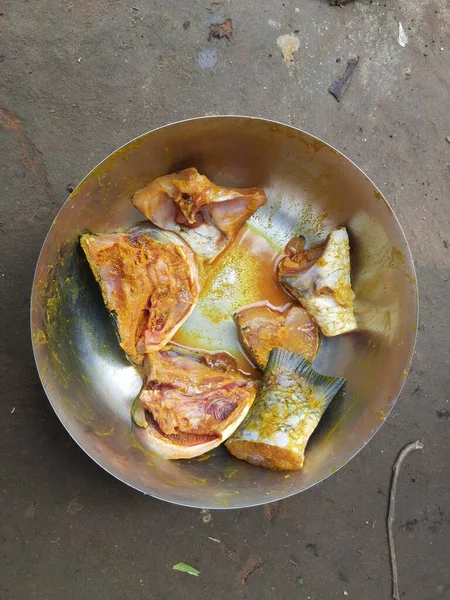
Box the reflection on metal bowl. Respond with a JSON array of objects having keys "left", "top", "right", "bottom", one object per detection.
[{"left": 30, "top": 116, "right": 418, "bottom": 509}]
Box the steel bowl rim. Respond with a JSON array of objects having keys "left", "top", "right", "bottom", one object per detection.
[{"left": 30, "top": 115, "right": 419, "bottom": 509}]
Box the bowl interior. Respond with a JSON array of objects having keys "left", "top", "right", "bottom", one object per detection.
[{"left": 31, "top": 117, "right": 417, "bottom": 508}]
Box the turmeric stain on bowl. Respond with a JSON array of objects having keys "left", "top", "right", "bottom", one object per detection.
[
  {"left": 195, "top": 453, "right": 215, "bottom": 462},
  {"left": 195, "top": 225, "right": 290, "bottom": 324},
  {"left": 173, "top": 225, "right": 291, "bottom": 373},
  {"left": 224, "top": 468, "right": 238, "bottom": 479}
]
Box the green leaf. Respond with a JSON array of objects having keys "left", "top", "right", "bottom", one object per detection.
[{"left": 172, "top": 562, "right": 200, "bottom": 576}]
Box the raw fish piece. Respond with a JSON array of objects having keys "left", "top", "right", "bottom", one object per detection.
[
  {"left": 132, "top": 168, "right": 267, "bottom": 262},
  {"left": 226, "top": 348, "right": 345, "bottom": 470},
  {"left": 277, "top": 227, "right": 357, "bottom": 336},
  {"left": 132, "top": 346, "right": 258, "bottom": 459},
  {"left": 234, "top": 304, "right": 319, "bottom": 369},
  {"left": 80, "top": 225, "right": 200, "bottom": 364}
]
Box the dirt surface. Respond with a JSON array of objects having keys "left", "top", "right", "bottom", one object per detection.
[{"left": 1, "top": 1, "right": 450, "bottom": 599}]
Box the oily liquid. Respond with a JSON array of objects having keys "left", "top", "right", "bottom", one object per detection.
[{"left": 173, "top": 225, "right": 292, "bottom": 376}]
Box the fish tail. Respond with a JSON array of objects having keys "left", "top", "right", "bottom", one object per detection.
[
  {"left": 266, "top": 347, "right": 346, "bottom": 408},
  {"left": 265, "top": 346, "right": 314, "bottom": 377},
  {"left": 304, "top": 368, "right": 346, "bottom": 410}
]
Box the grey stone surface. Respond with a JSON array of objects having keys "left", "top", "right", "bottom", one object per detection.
[{"left": 1, "top": 1, "right": 449, "bottom": 599}]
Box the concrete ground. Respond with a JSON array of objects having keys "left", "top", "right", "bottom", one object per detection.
[{"left": 1, "top": 0, "right": 449, "bottom": 598}]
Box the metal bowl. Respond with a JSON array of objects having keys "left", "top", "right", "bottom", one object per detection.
[{"left": 31, "top": 116, "right": 418, "bottom": 509}]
